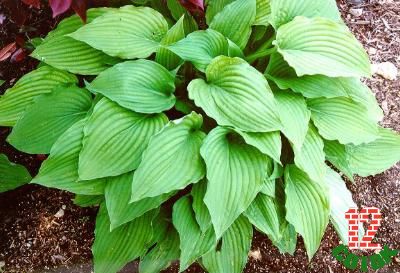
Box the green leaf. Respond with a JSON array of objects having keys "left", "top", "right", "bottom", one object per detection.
[
  {"left": 173, "top": 196, "right": 216, "bottom": 272},
  {"left": 79, "top": 98, "right": 168, "bottom": 180},
  {"left": 325, "top": 167, "right": 357, "bottom": 245},
  {"left": 131, "top": 112, "right": 206, "bottom": 202},
  {"left": 69, "top": 6, "right": 168, "bottom": 59},
  {"left": 0, "top": 66, "right": 77, "bottom": 126},
  {"left": 235, "top": 130, "right": 282, "bottom": 164},
  {"left": 139, "top": 227, "right": 180, "bottom": 273},
  {"left": 93, "top": 204, "right": 155, "bottom": 273},
  {"left": 105, "top": 172, "right": 174, "bottom": 230},
  {"left": 244, "top": 193, "right": 281, "bottom": 242},
  {"left": 7, "top": 86, "right": 92, "bottom": 154},
  {"left": 202, "top": 215, "right": 253, "bottom": 273},
  {"left": 168, "top": 29, "right": 229, "bottom": 72},
  {"left": 205, "top": 0, "right": 235, "bottom": 25},
  {"left": 188, "top": 56, "right": 281, "bottom": 132},
  {"left": 260, "top": 176, "right": 276, "bottom": 197},
  {"left": 0, "top": 80, "right": 4, "bottom": 86},
  {"left": 269, "top": 0, "right": 341, "bottom": 29},
  {"left": 86, "top": 60, "right": 176, "bottom": 114},
  {"left": 156, "top": 16, "right": 185, "bottom": 70},
  {"left": 31, "top": 119, "right": 106, "bottom": 195},
  {"left": 0, "top": 154, "right": 31, "bottom": 193},
  {"left": 191, "top": 180, "right": 212, "bottom": 233},
  {"left": 73, "top": 194, "right": 104, "bottom": 207},
  {"left": 254, "top": 0, "right": 271, "bottom": 26},
  {"left": 167, "top": 0, "right": 186, "bottom": 20},
  {"left": 32, "top": 9, "right": 118, "bottom": 75},
  {"left": 201, "top": 127, "right": 271, "bottom": 238},
  {"left": 275, "top": 90, "right": 310, "bottom": 150},
  {"left": 308, "top": 97, "right": 379, "bottom": 145},
  {"left": 347, "top": 128, "right": 400, "bottom": 176},
  {"left": 210, "top": 0, "right": 256, "bottom": 49},
  {"left": 293, "top": 126, "right": 326, "bottom": 183},
  {"left": 284, "top": 165, "right": 329, "bottom": 260},
  {"left": 275, "top": 17, "right": 371, "bottom": 78},
  {"left": 323, "top": 140, "right": 354, "bottom": 182}
]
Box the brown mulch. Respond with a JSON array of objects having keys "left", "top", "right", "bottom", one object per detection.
[{"left": 0, "top": 1, "right": 400, "bottom": 273}]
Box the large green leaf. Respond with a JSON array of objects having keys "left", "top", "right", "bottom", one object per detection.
[
  {"left": 131, "top": 112, "right": 206, "bottom": 202},
  {"left": 173, "top": 196, "right": 215, "bottom": 272},
  {"left": 168, "top": 29, "right": 229, "bottom": 72},
  {"left": 244, "top": 193, "right": 280, "bottom": 243},
  {"left": 205, "top": 0, "right": 235, "bottom": 25},
  {"left": 93, "top": 205, "right": 155, "bottom": 273},
  {"left": 105, "top": 172, "right": 173, "bottom": 230},
  {"left": 86, "top": 60, "right": 176, "bottom": 114},
  {"left": 323, "top": 140, "right": 354, "bottom": 182},
  {"left": 235, "top": 130, "right": 281, "bottom": 164},
  {"left": 32, "top": 9, "right": 118, "bottom": 75},
  {"left": 31, "top": 119, "right": 106, "bottom": 195},
  {"left": 201, "top": 127, "right": 270, "bottom": 238},
  {"left": 325, "top": 167, "right": 357, "bottom": 245},
  {"left": 7, "top": 86, "right": 92, "bottom": 154},
  {"left": 139, "top": 227, "right": 180, "bottom": 273},
  {"left": 284, "top": 165, "right": 329, "bottom": 259},
  {"left": 0, "top": 66, "right": 77, "bottom": 126},
  {"left": 293, "top": 126, "right": 326, "bottom": 183},
  {"left": 275, "top": 17, "right": 371, "bottom": 78},
  {"left": 156, "top": 16, "right": 185, "bottom": 70},
  {"left": 69, "top": 6, "right": 168, "bottom": 59},
  {"left": 0, "top": 154, "right": 31, "bottom": 193},
  {"left": 275, "top": 90, "right": 310, "bottom": 150},
  {"left": 209, "top": 0, "right": 256, "bottom": 49},
  {"left": 254, "top": 0, "right": 271, "bottom": 26},
  {"left": 202, "top": 215, "right": 253, "bottom": 273},
  {"left": 191, "top": 181, "right": 212, "bottom": 233},
  {"left": 308, "top": 97, "right": 379, "bottom": 145},
  {"left": 188, "top": 56, "right": 281, "bottom": 132},
  {"left": 347, "top": 128, "right": 400, "bottom": 176},
  {"left": 79, "top": 98, "right": 168, "bottom": 179},
  {"left": 73, "top": 194, "right": 104, "bottom": 207},
  {"left": 269, "top": 0, "right": 341, "bottom": 29}
]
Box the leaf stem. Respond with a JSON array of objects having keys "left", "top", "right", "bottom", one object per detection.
[{"left": 245, "top": 47, "right": 277, "bottom": 63}]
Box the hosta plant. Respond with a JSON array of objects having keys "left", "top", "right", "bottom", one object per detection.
[
  {"left": 0, "top": 154, "right": 31, "bottom": 193},
  {"left": 1, "top": 0, "right": 400, "bottom": 272}
]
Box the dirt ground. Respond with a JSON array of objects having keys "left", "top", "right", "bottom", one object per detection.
[{"left": 0, "top": 1, "right": 399, "bottom": 273}]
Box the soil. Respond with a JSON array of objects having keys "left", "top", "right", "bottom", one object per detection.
[{"left": 0, "top": 1, "right": 399, "bottom": 273}]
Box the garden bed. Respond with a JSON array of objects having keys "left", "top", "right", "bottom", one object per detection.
[{"left": 0, "top": 1, "right": 399, "bottom": 272}]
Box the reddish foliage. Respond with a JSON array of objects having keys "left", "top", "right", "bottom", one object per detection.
[
  {"left": 0, "top": 42, "right": 17, "bottom": 62},
  {"left": 71, "top": 0, "right": 88, "bottom": 23},
  {"left": 49, "top": 0, "right": 73, "bottom": 18},
  {"left": 10, "top": 48, "right": 27, "bottom": 63},
  {"left": 21, "top": 0, "right": 41, "bottom": 9},
  {"left": 178, "top": 0, "right": 204, "bottom": 13}
]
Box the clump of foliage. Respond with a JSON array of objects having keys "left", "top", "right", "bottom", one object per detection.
[{"left": 1, "top": 0, "right": 400, "bottom": 272}]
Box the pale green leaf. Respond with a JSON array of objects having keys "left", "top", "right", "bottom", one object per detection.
[
  {"left": 210, "top": 0, "right": 256, "bottom": 49},
  {"left": 275, "top": 90, "right": 310, "bottom": 150},
  {"left": 86, "top": 60, "right": 176, "bottom": 114},
  {"left": 205, "top": 0, "right": 235, "bottom": 25},
  {"left": 308, "top": 97, "right": 379, "bottom": 145},
  {"left": 260, "top": 176, "right": 276, "bottom": 197},
  {"left": 270, "top": 0, "right": 341, "bottom": 29},
  {"left": 202, "top": 215, "right": 252, "bottom": 273},
  {"left": 167, "top": 29, "right": 229, "bottom": 72},
  {"left": 131, "top": 112, "right": 206, "bottom": 202},
  {"left": 347, "top": 128, "right": 400, "bottom": 176},
  {"left": 323, "top": 140, "right": 354, "bottom": 182},
  {"left": 188, "top": 56, "right": 281, "bottom": 132},
  {"left": 293, "top": 126, "right": 326, "bottom": 183},
  {"left": 173, "top": 196, "right": 216, "bottom": 272},
  {"left": 284, "top": 165, "right": 330, "bottom": 260},
  {"left": 235, "top": 130, "right": 282, "bottom": 164},
  {"left": 31, "top": 119, "right": 106, "bottom": 195},
  {"left": 254, "top": 0, "right": 271, "bottom": 26},
  {"left": 201, "top": 127, "right": 271, "bottom": 238},
  {"left": 93, "top": 204, "right": 155, "bottom": 273},
  {"left": 244, "top": 193, "right": 281, "bottom": 242},
  {"left": 139, "top": 227, "right": 180, "bottom": 273},
  {"left": 0, "top": 66, "right": 77, "bottom": 126},
  {"left": 105, "top": 172, "right": 173, "bottom": 230},
  {"left": 275, "top": 17, "right": 371, "bottom": 78},
  {"left": 79, "top": 98, "right": 168, "bottom": 180},
  {"left": 0, "top": 154, "right": 31, "bottom": 193},
  {"left": 69, "top": 6, "right": 168, "bottom": 59},
  {"left": 7, "top": 86, "right": 92, "bottom": 154},
  {"left": 156, "top": 16, "right": 185, "bottom": 70},
  {"left": 191, "top": 181, "right": 212, "bottom": 233},
  {"left": 325, "top": 167, "right": 357, "bottom": 245}
]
